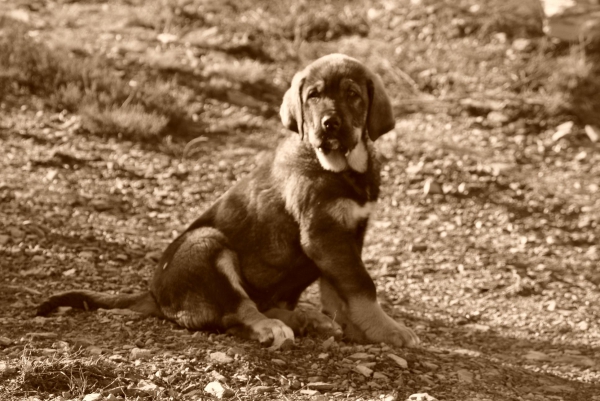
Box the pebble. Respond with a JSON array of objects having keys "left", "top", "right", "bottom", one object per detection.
[
  {"left": 322, "top": 336, "right": 335, "bottom": 350},
  {"left": 0, "top": 361, "right": 16, "bottom": 374},
  {"left": 406, "top": 393, "right": 438, "bottom": 401},
  {"left": 87, "top": 346, "right": 103, "bottom": 356},
  {"left": 0, "top": 235, "right": 9, "bottom": 245},
  {"left": 354, "top": 365, "right": 373, "bottom": 377},
  {"left": 210, "top": 370, "right": 227, "bottom": 383},
  {"left": 226, "top": 347, "right": 244, "bottom": 356},
  {"left": 373, "top": 372, "right": 389, "bottom": 380},
  {"left": 25, "top": 332, "right": 58, "bottom": 339},
  {"left": 271, "top": 358, "right": 286, "bottom": 366},
  {"left": 0, "top": 336, "right": 12, "bottom": 346},
  {"left": 456, "top": 369, "right": 474, "bottom": 383},
  {"left": 348, "top": 352, "right": 373, "bottom": 361},
  {"left": 204, "top": 381, "right": 234, "bottom": 399},
  {"left": 306, "top": 382, "right": 335, "bottom": 391},
  {"left": 388, "top": 353, "right": 408, "bottom": 369},
  {"left": 210, "top": 351, "right": 234, "bottom": 364},
  {"left": 130, "top": 348, "right": 152, "bottom": 360},
  {"left": 512, "top": 38, "right": 533, "bottom": 52},
  {"left": 421, "top": 361, "right": 439, "bottom": 371},
  {"left": 523, "top": 350, "right": 550, "bottom": 361},
  {"left": 136, "top": 380, "right": 159, "bottom": 395},
  {"left": 250, "top": 385, "right": 274, "bottom": 394},
  {"left": 82, "top": 394, "right": 103, "bottom": 401}
]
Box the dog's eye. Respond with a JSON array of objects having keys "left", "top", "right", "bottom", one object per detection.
[
  {"left": 306, "top": 90, "right": 319, "bottom": 100},
  {"left": 347, "top": 89, "right": 360, "bottom": 99}
]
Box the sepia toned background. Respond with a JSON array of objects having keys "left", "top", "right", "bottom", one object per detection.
[{"left": 1, "top": 0, "right": 599, "bottom": 400}]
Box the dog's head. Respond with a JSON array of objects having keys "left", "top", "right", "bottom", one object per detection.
[{"left": 280, "top": 54, "right": 395, "bottom": 173}]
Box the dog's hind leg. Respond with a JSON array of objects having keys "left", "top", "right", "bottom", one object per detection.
[{"left": 156, "top": 227, "right": 294, "bottom": 347}]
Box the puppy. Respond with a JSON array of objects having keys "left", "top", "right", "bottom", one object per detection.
[{"left": 37, "top": 54, "right": 419, "bottom": 349}]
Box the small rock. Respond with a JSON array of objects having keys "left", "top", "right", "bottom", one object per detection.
[
  {"left": 137, "top": 380, "right": 159, "bottom": 395},
  {"left": 545, "top": 385, "right": 575, "bottom": 393},
  {"left": 348, "top": 352, "right": 373, "bottom": 361},
  {"left": 210, "top": 352, "right": 233, "bottom": 364},
  {"left": 585, "top": 125, "right": 599, "bottom": 142},
  {"left": 354, "top": 365, "right": 373, "bottom": 377},
  {"left": 300, "top": 389, "right": 319, "bottom": 396},
  {"left": 271, "top": 358, "right": 286, "bottom": 366},
  {"left": 0, "top": 235, "right": 10, "bottom": 245},
  {"left": 306, "top": 382, "right": 335, "bottom": 391},
  {"left": 8, "top": 227, "right": 24, "bottom": 239},
  {"left": 114, "top": 254, "right": 128, "bottom": 261},
  {"left": 0, "top": 336, "right": 12, "bottom": 346},
  {"left": 157, "top": 33, "right": 178, "bottom": 44},
  {"left": 250, "top": 386, "right": 274, "bottom": 394},
  {"left": 25, "top": 332, "right": 58, "bottom": 339},
  {"left": 62, "top": 268, "right": 76, "bottom": 277},
  {"left": 409, "top": 243, "right": 428, "bottom": 252},
  {"left": 322, "top": 336, "right": 335, "bottom": 350},
  {"left": 456, "top": 369, "right": 473, "bottom": 383},
  {"left": 556, "top": 354, "right": 595, "bottom": 367},
  {"left": 552, "top": 121, "right": 574, "bottom": 142},
  {"left": 79, "top": 251, "right": 95, "bottom": 260},
  {"left": 421, "top": 361, "right": 439, "bottom": 371},
  {"left": 210, "top": 370, "right": 227, "bottom": 383},
  {"left": 388, "top": 353, "right": 408, "bottom": 369},
  {"left": 512, "top": 38, "right": 533, "bottom": 52},
  {"left": 406, "top": 393, "right": 438, "bottom": 401},
  {"left": 524, "top": 350, "right": 550, "bottom": 361},
  {"left": 226, "top": 347, "right": 245, "bottom": 356},
  {"left": 82, "top": 394, "right": 103, "bottom": 401},
  {"left": 487, "top": 111, "right": 510, "bottom": 125},
  {"left": 423, "top": 179, "right": 443, "bottom": 195},
  {"left": 0, "top": 361, "right": 16, "bottom": 374},
  {"left": 87, "top": 346, "right": 103, "bottom": 355},
  {"left": 204, "top": 381, "right": 234, "bottom": 399},
  {"left": 373, "top": 372, "right": 389, "bottom": 380},
  {"left": 130, "top": 348, "right": 152, "bottom": 360}
]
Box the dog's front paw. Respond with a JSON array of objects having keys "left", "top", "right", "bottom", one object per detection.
[{"left": 250, "top": 318, "right": 295, "bottom": 349}]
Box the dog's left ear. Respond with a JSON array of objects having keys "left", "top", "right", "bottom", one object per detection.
[
  {"left": 280, "top": 71, "right": 306, "bottom": 138},
  {"left": 366, "top": 72, "right": 395, "bottom": 141}
]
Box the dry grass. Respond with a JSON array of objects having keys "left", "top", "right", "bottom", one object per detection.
[
  {"left": 0, "top": 17, "right": 186, "bottom": 142},
  {"left": 14, "top": 347, "right": 128, "bottom": 398}
]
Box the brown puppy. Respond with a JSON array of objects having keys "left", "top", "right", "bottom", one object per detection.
[{"left": 37, "top": 54, "right": 419, "bottom": 349}]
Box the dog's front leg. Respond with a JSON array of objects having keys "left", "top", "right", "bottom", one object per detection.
[{"left": 303, "top": 229, "right": 419, "bottom": 348}]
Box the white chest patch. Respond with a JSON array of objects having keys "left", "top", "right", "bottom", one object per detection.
[{"left": 328, "top": 199, "right": 376, "bottom": 230}]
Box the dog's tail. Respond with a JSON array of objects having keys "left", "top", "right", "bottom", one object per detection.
[{"left": 36, "top": 290, "right": 163, "bottom": 318}]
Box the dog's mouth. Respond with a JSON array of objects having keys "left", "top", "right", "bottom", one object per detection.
[{"left": 315, "top": 138, "right": 350, "bottom": 156}]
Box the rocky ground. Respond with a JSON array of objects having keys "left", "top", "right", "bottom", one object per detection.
[{"left": 1, "top": 0, "right": 600, "bottom": 400}]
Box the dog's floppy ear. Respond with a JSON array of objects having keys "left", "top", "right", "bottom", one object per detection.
[
  {"left": 280, "top": 71, "right": 306, "bottom": 138},
  {"left": 366, "top": 72, "right": 395, "bottom": 141}
]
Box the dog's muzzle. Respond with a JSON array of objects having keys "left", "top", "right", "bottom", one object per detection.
[{"left": 316, "top": 137, "right": 349, "bottom": 156}]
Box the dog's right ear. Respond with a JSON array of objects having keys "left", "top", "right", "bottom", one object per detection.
[{"left": 280, "top": 72, "right": 306, "bottom": 138}]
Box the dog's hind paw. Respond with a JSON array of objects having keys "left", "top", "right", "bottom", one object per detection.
[
  {"left": 301, "top": 310, "right": 343, "bottom": 339},
  {"left": 250, "top": 318, "right": 295, "bottom": 349}
]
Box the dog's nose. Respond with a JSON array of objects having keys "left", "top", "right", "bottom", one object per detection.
[{"left": 321, "top": 114, "right": 341, "bottom": 132}]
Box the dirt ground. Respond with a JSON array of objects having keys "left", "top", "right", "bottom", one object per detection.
[{"left": 1, "top": 0, "right": 599, "bottom": 400}]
